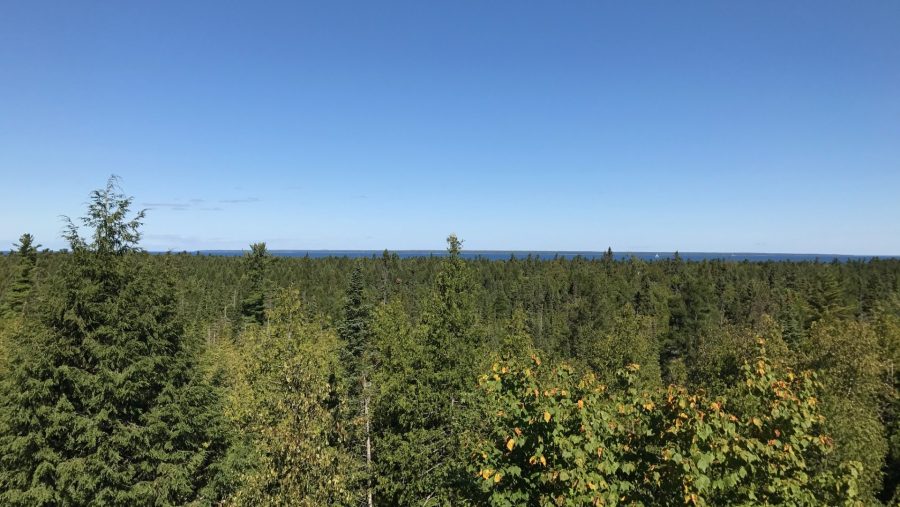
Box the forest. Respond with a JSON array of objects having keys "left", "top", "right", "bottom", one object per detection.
[{"left": 0, "top": 179, "right": 898, "bottom": 506}]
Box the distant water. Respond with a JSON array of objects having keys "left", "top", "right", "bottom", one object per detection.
[{"left": 184, "top": 250, "right": 898, "bottom": 263}]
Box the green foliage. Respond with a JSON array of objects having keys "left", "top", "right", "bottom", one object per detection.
[
  {"left": 239, "top": 242, "right": 269, "bottom": 326},
  {"left": 1, "top": 233, "right": 41, "bottom": 318},
  {"left": 370, "top": 235, "right": 486, "bottom": 505},
  {"left": 0, "top": 177, "right": 228, "bottom": 505},
  {"left": 471, "top": 340, "right": 862, "bottom": 506},
  {"left": 340, "top": 263, "right": 371, "bottom": 379},
  {"left": 575, "top": 303, "right": 661, "bottom": 390},
  {"left": 369, "top": 298, "right": 426, "bottom": 504},
  {"left": 870, "top": 297, "right": 900, "bottom": 503},
  {"left": 663, "top": 272, "right": 721, "bottom": 383},
  {"left": 692, "top": 315, "right": 791, "bottom": 394},
  {"left": 799, "top": 318, "right": 889, "bottom": 501},
  {"left": 337, "top": 262, "right": 375, "bottom": 503},
  {"left": 499, "top": 306, "right": 535, "bottom": 359},
  {"left": 226, "top": 288, "right": 360, "bottom": 506}
]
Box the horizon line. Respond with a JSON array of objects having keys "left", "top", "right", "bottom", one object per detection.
[{"left": 158, "top": 248, "right": 900, "bottom": 258}]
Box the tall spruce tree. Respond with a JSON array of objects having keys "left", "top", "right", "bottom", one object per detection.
[
  {"left": 239, "top": 242, "right": 269, "bottom": 326},
  {"left": 373, "top": 234, "right": 484, "bottom": 505},
  {"left": 0, "top": 177, "right": 229, "bottom": 505},
  {"left": 1, "top": 233, "right": 41, "bottom": 318},
  {"left": 340, "top": 263, "right": 371, "bottom": 378},
  {"left": 338, "top": 263, "right": 374, "bottom": 507},
  {"left": 369, "top": 298, "right": 422, "bottom": 506}
]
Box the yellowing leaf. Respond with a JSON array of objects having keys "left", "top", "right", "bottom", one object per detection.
[
  {"left": 543, "top": 411, "right": 552, "bottom": 423},
  {"left": 494, "top": 473, "right": 502, "bottom": 483},
  {"left": 577, "top": 399, "right": 584, "bottom": 410},
  {"left": 507, "top": 438, "right": 515, "bottom": 451}
]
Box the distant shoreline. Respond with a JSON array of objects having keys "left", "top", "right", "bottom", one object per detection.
[{"left": 148, "top": 250, "right": 899, "bottom": 262}]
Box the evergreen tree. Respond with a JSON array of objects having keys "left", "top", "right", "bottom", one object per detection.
[
  {"left": 1, "top": 233, "right": 41, "bottom": 318},
  {"left": 372, "top": 234, "right": 484, "bottom": 505},
  {"left": 808, "top": 267, "right": 851, "bottom": 323},
  {"left": 239, "top": 242, "right": 269, "bottom": 326},
  {"left": 0, "top": 177, "right": 230, "bottom": 505},
  {"left": 340, "top": 263, "right": 371, "bottom": 379},
  {"left": 663, "top": 271, "right": 720, "bottom": 382},
  {"left": 369, "top": 299, "right": 426, "bottom": 505},
  {"left": 338, "top": 263, "right": 374, "bottom": 507}
]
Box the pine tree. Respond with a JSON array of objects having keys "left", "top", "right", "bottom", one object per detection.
[
  {"left": 372, "top": 234, "right": 484, "bottom": 505},
  {"left": 602, "top": 246, "right": 614, "bottom": 275},
  {"left": 239, "top": 242, "right": 269, "bottom": 326},
  {"left": 1, "top": 233, "right": 41, "bottom": 318},
  {"left": 369, "top": 299, "right": 423, "bottom": 506},
  {"left": 808, "top": 267, "right": 851, "bottom": 323},
  {"left": 340, "top": 263, "right": 371, "bottom": 378},
  {"left": 421, "top": 234, "right": 481, "bottom": 392},
  {"left": 338, "top": 263, "right": 374, "bottom": 507},
  {"left": 0, "top": 177, "right": 230, "bottom": 505}
]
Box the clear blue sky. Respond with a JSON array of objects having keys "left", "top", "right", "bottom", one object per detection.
[{"left": 2, "top": 1, "right": 898, "bottom": 254}]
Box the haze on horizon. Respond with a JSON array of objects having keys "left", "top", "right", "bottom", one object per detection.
[{"left": 1, "top": 1, "right": 898, "bottom": 255}]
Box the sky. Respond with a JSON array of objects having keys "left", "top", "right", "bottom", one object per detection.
[{"left": 1, "top": 1, "right": 899, "bottom": 254}]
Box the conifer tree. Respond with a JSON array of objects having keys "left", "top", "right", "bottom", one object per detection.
[
  {"left": 239, "top": 242, "right": 269, "bottom": 326},
  {"left": 421, "top": 234, "right": 481, "bottom": 393},
  {"left": 340, "top": 263, "right": 371, "bottom": 378},
  {"left": 338, "top": 263, "right": 374, "bottom": 506},
  {"left": 1, "top": 233, "right": 41, "bottom": 318},
  {"left": 808, "top": 267, "right": 851, "bottom": 323},
  {"left": 372, "top": 234, "right": 484, "bottom": 505},
  {"left": 0, "top": 177, "right": 230, "bottom": 505}
]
